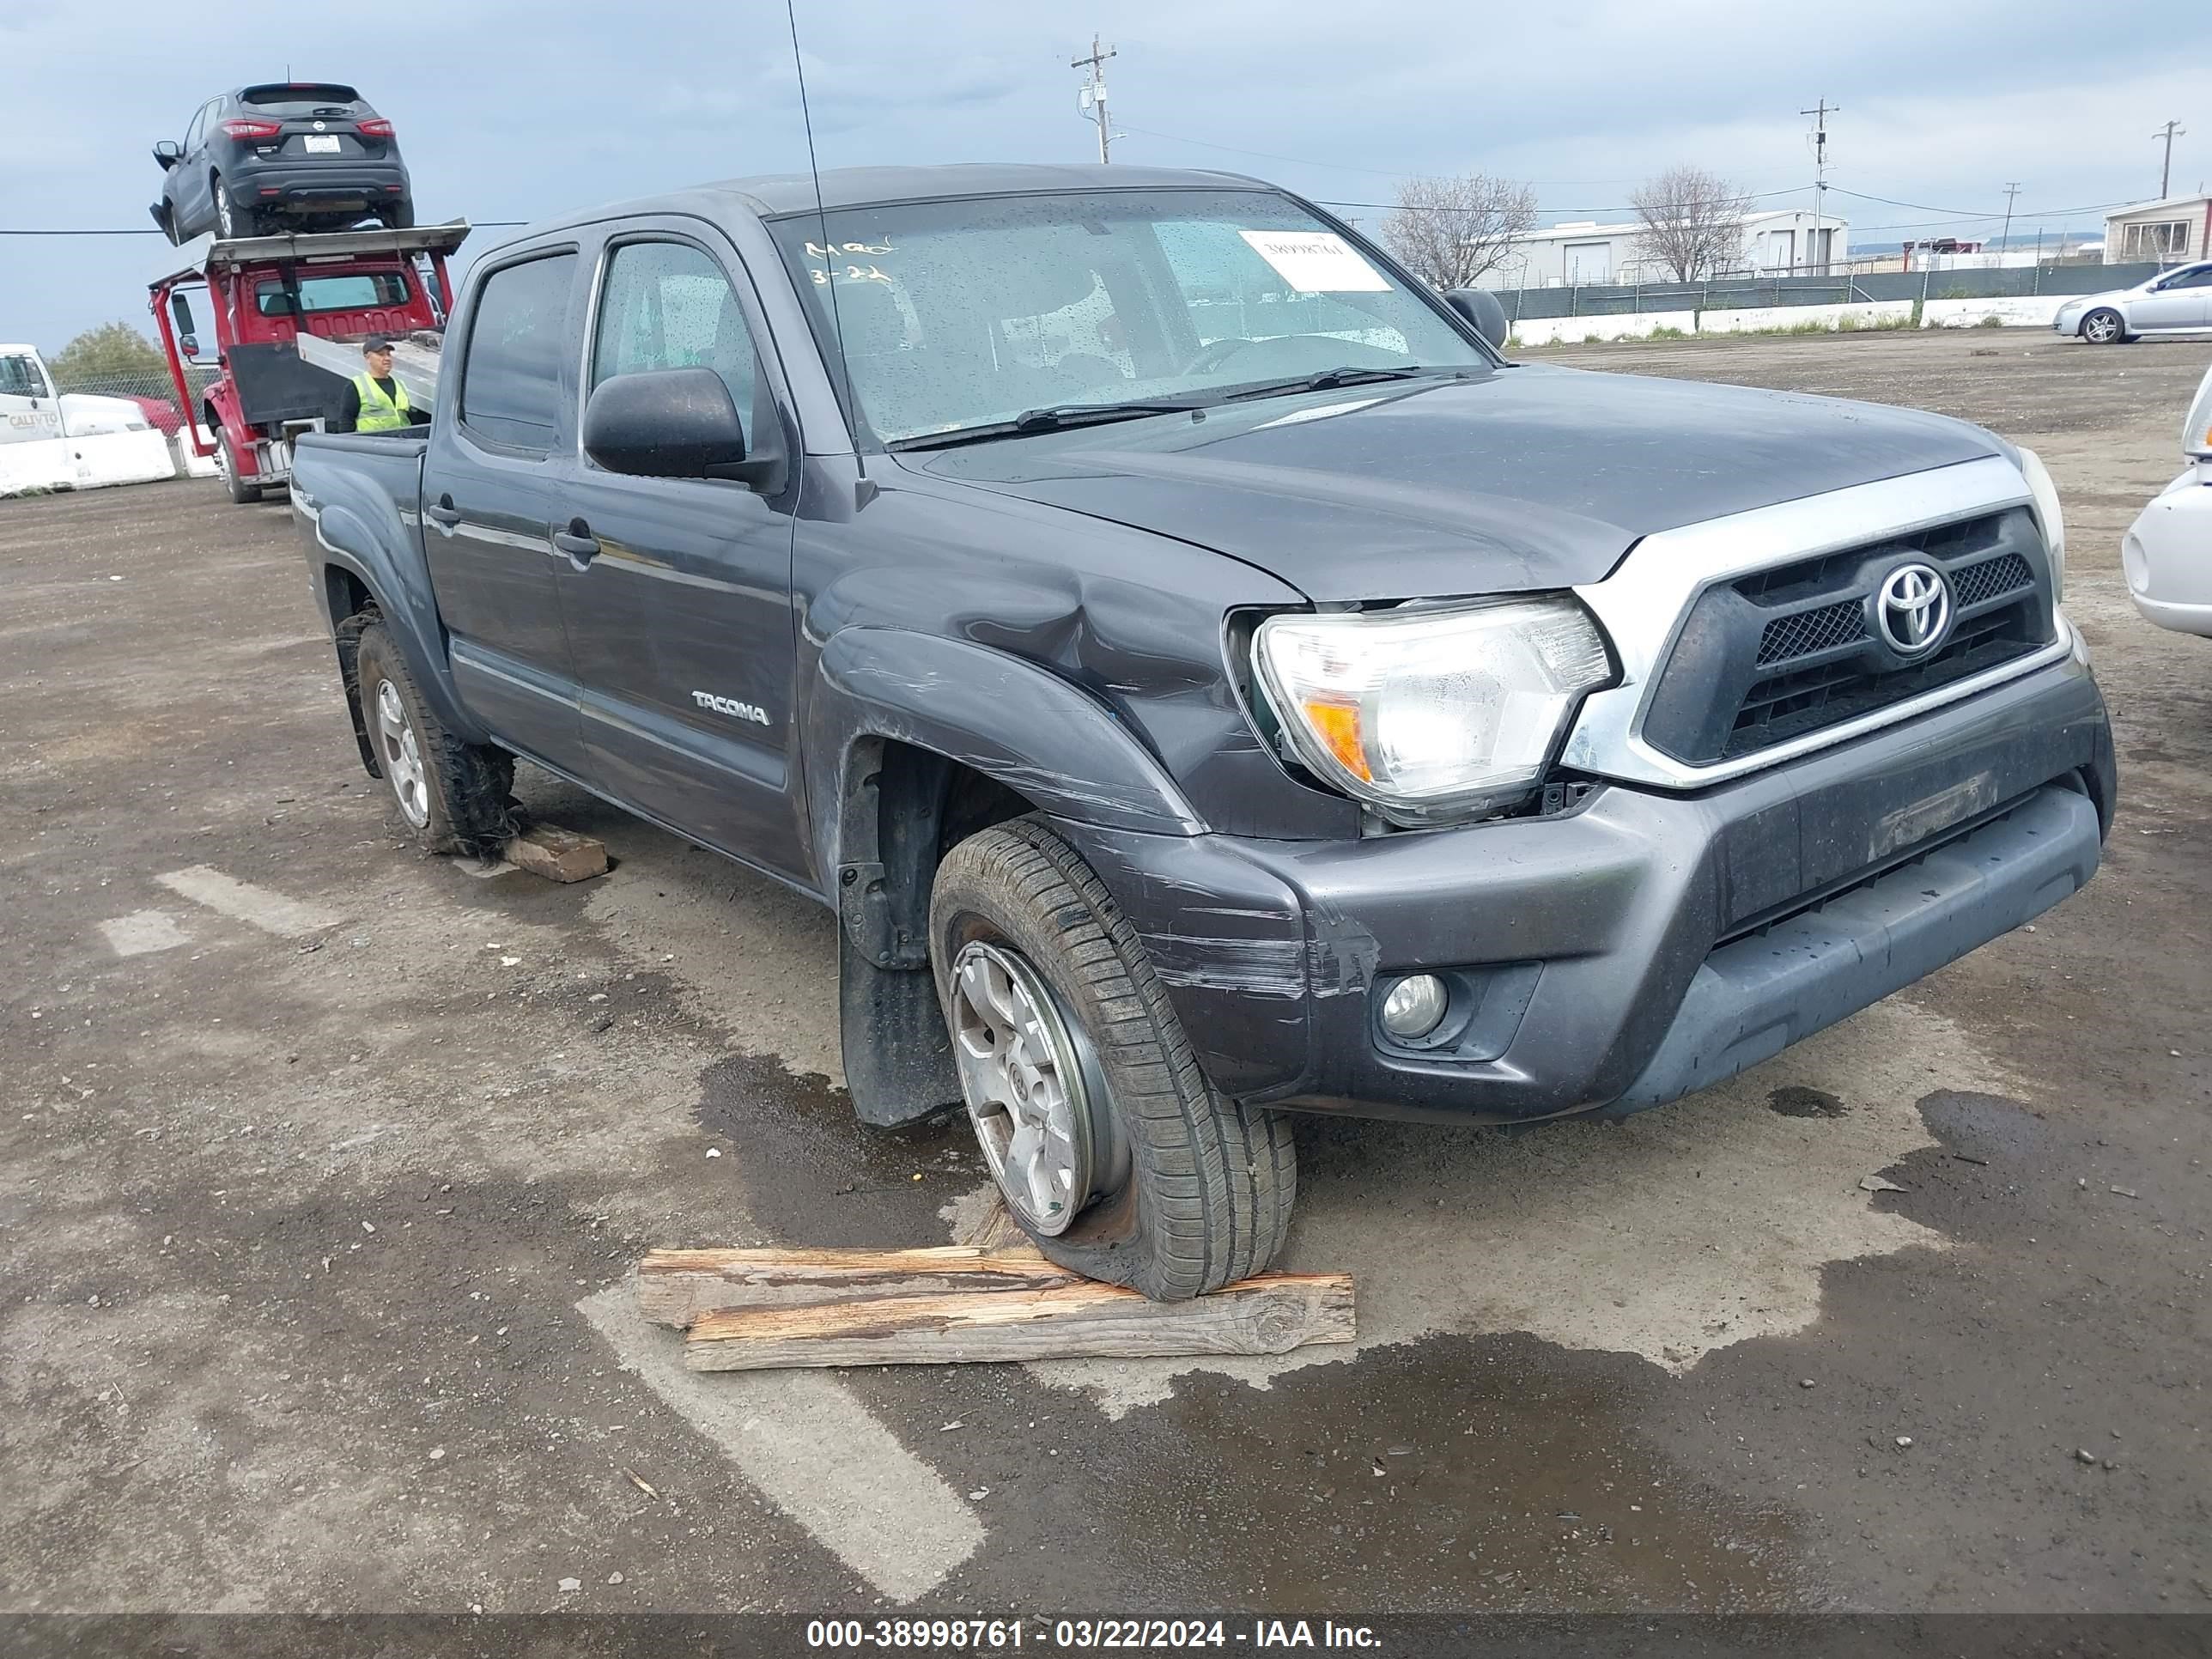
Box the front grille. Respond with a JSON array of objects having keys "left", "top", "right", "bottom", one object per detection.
[
  {"left": 1641, "top": 507, "right": 2057, "bottom": 768},
  {"left": 1756, "top": 599, "right": 1863, "bottom": 665}
]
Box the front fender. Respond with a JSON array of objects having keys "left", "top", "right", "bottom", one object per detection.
[{"left": 805, "top": 627, "right": 1206, "bottom": 878}]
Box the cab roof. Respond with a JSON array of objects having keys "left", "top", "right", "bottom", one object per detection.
[{"left": 502, "top": 163, "right": 1274, "bottom": 246}]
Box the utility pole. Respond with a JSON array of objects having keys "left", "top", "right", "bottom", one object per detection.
[
  {"left": 2000, "top": 182, "right": 2021, "bottom": 259},
  {"left": 2152, "top": 120, "right": 2184, "bottom": 198},
  {"left": 1073, "top": 34, "right": 1116, "bottom": 165},
  {"left": 1799, "top": 99, "right": 1838, "bottom": 274}
]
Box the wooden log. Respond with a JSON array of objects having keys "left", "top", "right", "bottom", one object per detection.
[
  {"left": 683, "top": 1273, "right": 1356, "bottom": 1371},
  {"left": 636, "top": 1243, "right": 1061, "bottom": 1328}
]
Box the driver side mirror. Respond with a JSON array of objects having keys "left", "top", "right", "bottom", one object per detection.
[
  {"left": 171, "top": 292, "right": 197, "bottom": 339},
  {"left": 153, "top": 140, "right": 183, "bottom": 170},
  {"left": 1443, "top": 288, "right": 1512, "bottom": 352},
  {"left": 581, "top": 367, "right": 781, "bottom": 490},
  {"left": 179, "top": 334, "right": 202, "bottom": 361}
]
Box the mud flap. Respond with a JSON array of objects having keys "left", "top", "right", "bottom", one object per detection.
[{"left": 839, "top": 934, "right": 962, "bottom": 1127}]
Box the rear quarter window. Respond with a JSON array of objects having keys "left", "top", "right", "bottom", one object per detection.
[{"left": 460, "top": 253, "right": 577, "bottom": 452}]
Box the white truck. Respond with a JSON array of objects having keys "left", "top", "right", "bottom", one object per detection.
[{"left": 0, "top": 343, "right": 161, "bottom": 443}]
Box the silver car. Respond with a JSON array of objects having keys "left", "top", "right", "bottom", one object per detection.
[{"left": 2053, "top": 261, "right": 2212, "bottom": 343}]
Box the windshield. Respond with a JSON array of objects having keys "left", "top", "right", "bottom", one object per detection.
[{"left": 769, "top": 188, "right": 1490, "bottom": 445}]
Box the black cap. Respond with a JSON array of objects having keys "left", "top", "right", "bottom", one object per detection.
[{"left": 362, "top": 334, "right": 398, "bottom": 355}]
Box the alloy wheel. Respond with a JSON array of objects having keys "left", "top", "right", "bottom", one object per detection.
[
  {"left": 373, "top": 679, "right": 430, "bottom": 829},
  {"left": 948, "top": 939, "right": 1105, "bottom": 1236}
]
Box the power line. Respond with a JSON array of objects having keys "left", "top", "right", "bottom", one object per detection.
[{"left": 0, "top": 222, "right": 526, "bottom": 236}]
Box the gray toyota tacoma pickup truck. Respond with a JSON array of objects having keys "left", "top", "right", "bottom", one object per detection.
[{"left": 290, "top": 164, "right": 2115, "bottom": 1299}]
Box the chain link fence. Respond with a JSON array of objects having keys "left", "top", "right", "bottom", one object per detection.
[{"left": 45, "top": 367, "right": 219, "bottom": 435}]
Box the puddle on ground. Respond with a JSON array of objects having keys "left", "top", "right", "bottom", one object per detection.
[
  {"left": 1768, "top": 1085, "right": 1847, "bottom": 1119},
  {"left": 696, "top": 1049, "right": 975, "bottom": 1246},
  {"left": 1916, "top": 1090, "right": 2046, "bottom": 1162},
  {"left": 1086, "top": 1332, "right": 1802, "bottom": 1612}
]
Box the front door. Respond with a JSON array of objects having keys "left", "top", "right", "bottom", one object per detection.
[
  {"left": 2131, "top": 264, "right": 2212, "bottom": 331},
  {"left": 0, "top": 350, "right": 61, "bottom": 445},
  {"left": 557, "top": 228, "right": 807, "bottom": 881},
  {"left": 420, "top": 246, "right": 584, "bottom": 768}
]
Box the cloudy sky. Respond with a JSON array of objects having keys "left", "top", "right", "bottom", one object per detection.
[{"left": 3, "top": 0, "right": 2202, "bottom": 353}]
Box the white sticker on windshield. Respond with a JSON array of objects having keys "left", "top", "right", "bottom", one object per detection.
[{"left": 1237, "top": 229, "right": 1390, "bottom": 294}]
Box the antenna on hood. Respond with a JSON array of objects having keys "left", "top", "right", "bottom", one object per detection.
[{"left": 784, "top": 0, "right": 863, "bottom": 483}]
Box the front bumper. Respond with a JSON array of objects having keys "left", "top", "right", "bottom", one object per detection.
[
  {"left": 1065, "top": 654, "right": 2113, "bottom": 1125},
  {"left": 2123, "top": 465, "right": 2212, "bottom": 637}
]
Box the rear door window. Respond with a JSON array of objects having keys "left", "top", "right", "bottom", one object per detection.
[
  {"left": 460, "top": 253, "right": 578, "bottom": 452},
  {"left": 590, "top": 240, "right": 758, "bottom": 442}
]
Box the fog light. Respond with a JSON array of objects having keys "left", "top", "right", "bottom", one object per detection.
[{"left": 1380, "top": 974, "right": 1449, "bottom": 1040}]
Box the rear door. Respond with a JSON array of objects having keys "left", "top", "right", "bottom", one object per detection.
[
  {"left": 556, "top": 222, "right": 808, "bottom": 878},
  {"left": 419, "top": 246, "right": 585, "bottom": 768}
]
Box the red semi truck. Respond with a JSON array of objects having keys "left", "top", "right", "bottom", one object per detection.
[{"left": 149, "top": 221, "right": 468, "bottom": 502}]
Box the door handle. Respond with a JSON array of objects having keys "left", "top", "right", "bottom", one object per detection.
[
  {"left": 551, "top": 519, "right": 599, "bottom": 564},
  {"left": 426, "top": 495, "right": 462, "bottom": 526}
]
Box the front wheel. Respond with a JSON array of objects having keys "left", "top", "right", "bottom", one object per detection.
[
  {"left": 2081, "top": 307, "right": 2126, "bottom": 345},
  {"left": 217, "top": 431, "right": 261, "bottom": 505},
  {"left": 930, "top": 819, "right": 1296, "bottom": 1301}
]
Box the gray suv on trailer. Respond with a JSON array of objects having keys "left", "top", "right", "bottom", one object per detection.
[{"left": 289, "top": 164, "right": 2115, "bottom": 1299}]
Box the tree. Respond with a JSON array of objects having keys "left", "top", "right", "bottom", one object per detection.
[
  {"left": 49, "top": 323, "right": 167, "bottom": 385},
  {"left": 1381, "top": 173, "right": 1539, "bottom": 290},
  {"left": 1629, "top": 167, "right": 1753, "bottom": 283}
]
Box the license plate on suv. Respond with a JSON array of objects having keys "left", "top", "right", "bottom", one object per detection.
[{"left": 303, "top": 135, "right": 340, "bottom": 154}]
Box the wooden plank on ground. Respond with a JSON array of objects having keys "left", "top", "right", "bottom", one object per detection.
[
  {"left": 637, "top": 1243, "right": 1061, "bottom": 1328},
  {"left": 683, "top": 1274, "right": 1356, "bottom": 1371}
]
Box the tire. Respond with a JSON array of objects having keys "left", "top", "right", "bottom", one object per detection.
[
  {"left": 383, "top": 201, "right": 416, "bottom": 230},
  {"left": 217, "top": 431, "right": 262, "bottom": 505},
  {"left": 213, "top": 175, "right": 237, "bottom": 240},
  {"left": 349, "top": 620, "right": 514, "bottom": 854},
  {"left": 929, "top": 818, "right": 1296, "bottom": 1301},
  {"left": 155, "top": 202, "right": 180, "bottom": 246},
  {"left": 2081, "top": 307, "right": 2125, "bottom": 345}
]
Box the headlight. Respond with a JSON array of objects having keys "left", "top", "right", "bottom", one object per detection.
[
  {"left": 2017, "top": 446, "right": 2067, "bottom": 599},
  {"left": 1253, "top": 596, "right": 1612, "bottom": 825}
]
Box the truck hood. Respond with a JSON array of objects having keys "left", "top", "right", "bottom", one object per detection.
[{"left": 909, "top": 364, "right": 2002, "bottom": 601}]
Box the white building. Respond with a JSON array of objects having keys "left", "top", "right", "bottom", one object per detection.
[
  {"left": 2102, "top": 195, "right": 2212, "bottom": 265},
  {"left": 1471, "top": 209, "right": 1849, "bottom": 290}
]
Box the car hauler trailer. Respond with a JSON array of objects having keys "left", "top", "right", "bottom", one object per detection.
[{"left": 149, "top": 220, "right": 469, "bottom": 502}]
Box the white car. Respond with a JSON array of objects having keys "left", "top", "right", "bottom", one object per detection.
[
  {"left": 2122, "top": 362, "right": 2212, "bottom": 636},
  {"left": 2053, "top": 263, "right": 2212, "bottom": 344}
]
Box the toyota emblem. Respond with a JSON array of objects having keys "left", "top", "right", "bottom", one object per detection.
[
  {"left": 313, "top": 120, "right": 325, "bottom": 131},
  {"left": 1876, "top": 563, "right": 1952, "bottom": 656}
]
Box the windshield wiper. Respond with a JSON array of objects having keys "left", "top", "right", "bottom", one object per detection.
[
  {"left": 890, "top": 398, "right": 1203, "bottom": 452},
  {"left": 1218, "top": 364, "right": 1468, "bottom": 402}
]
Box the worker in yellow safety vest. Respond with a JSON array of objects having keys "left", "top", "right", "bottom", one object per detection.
[{"left": 331, "top": 335, "right": 430, "bottom": 434}]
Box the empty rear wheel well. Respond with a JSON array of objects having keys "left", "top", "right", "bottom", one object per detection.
[{"left": 325, "top": 568, "right": 380, "bottom": 775}]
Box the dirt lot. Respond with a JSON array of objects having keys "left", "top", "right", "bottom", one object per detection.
[{"left": 4, "top": 329, "right": 2209, "bottom": 1624}]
